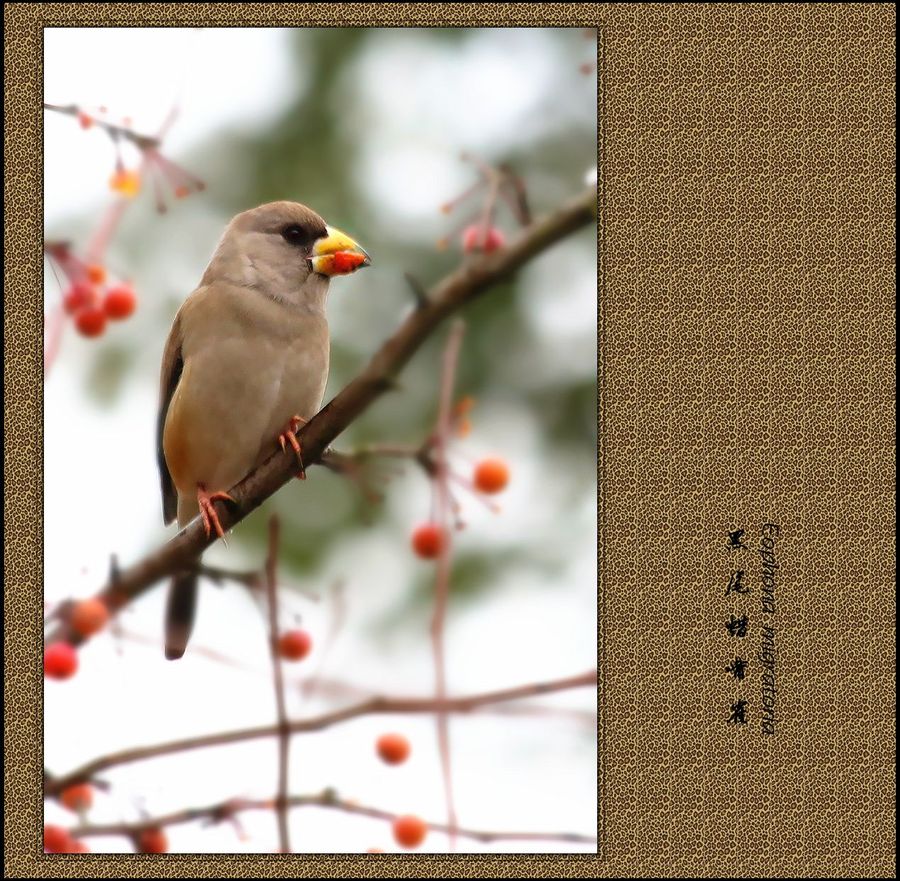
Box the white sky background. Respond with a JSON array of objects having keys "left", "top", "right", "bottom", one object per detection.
[{"left": 43, "top": 28, "right": 598, "bottom": 854}]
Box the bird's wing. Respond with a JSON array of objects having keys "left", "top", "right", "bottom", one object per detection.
[{"left": 158, "top": 310, "right": 184, "bottom": 525}]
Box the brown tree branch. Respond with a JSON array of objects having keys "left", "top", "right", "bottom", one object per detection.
[
  {"left": 67, "top": 788, "right": 597, "bottom": 848},
  {"left": 44, "top": 186, "right": 596, "bottom": 647},
  {"left": 45, "top": 670, "right": 596, "bottom": 797}
]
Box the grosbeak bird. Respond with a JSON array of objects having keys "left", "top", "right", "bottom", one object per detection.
[{"left": 157, "top": 202, "right": 370, "bottom": 659}]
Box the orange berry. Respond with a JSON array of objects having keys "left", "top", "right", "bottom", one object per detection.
[
  {"left": 44, "top": 642, "right": 78, "bottom": 680},
  {"left": 109, "top": 168, "right": 141, "bottom": 198},
  {"left": 366, "top": 847, "right": 384, "bottom": 853},
  {"left": 474, "top": 458, "right": 510, "bottom": 494},
  {"left": 85, "top": 264, "right": 106, "bottom": 284},
  {"left": 411, "top": 523, "right": 445, "bottom": 559},
  {"left": 70, "top": 598, "right": 110, "bottom": 638},
  {"left": 462, "top": 224, "right": 505, "bottom": 254},
  {"left": 60, "top": 783, "right": 93, "bottom": 813},
  {"left": 43, "top": 825, "right": 71, "bottom": 853},
  {"left": 137, "top": 827, "right": 168, "bottom": 854},
  {"left": 392, "top": 815, "right": 427, "bottom": 849},
  {"left": 103, "top": 284, "right": 137, "bottom": 320},
  {"left": 376, "top": 733, "right": 411, "bottom": 765},
  {"left": 73, "top": 305, "right": 107, "bottom": 338},
  {"left": 77, "top": 112, "right": 93, "bottom": 130},
  {"left": 63, "top": 281, "right": 98, "bottom": 316},
  {"left": 64, "top": 838, "right": 90, "bottom": 853},
  {"left": 277, "top": 629, "right": 312, "bottom": 661},
  {"left": 174, "top": 185, "right": 190, "bottom": 199}
]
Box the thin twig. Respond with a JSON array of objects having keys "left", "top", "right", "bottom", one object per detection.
[
  {"left": 45, "top": 670, "right": 596, "bottom": 796},
  {"left": 263, "top": 517, "right": 291, "bottom": 853},
  {"left": 68, "top": 789, "right": 597, "bottom": 848},
  {"left": 300, "top": 677, "right": 598, "bottom": 725},
  {"left": 43, "top": 102, "right": 160, "bottom": 151},
  {"left": 430, "top": 320, "right": 467, "bottom": 849}
]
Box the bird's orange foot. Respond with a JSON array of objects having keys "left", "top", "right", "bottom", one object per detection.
[
  {"left": 197, "top": 484, "right": 235, "bottom": 542},
  {"left": 277, "top": 415, "right": 308, "bottom": 480}
]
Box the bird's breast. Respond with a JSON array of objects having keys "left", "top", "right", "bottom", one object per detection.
[{"left": 164, "top": 296, "right": 329, "bottom": 498}]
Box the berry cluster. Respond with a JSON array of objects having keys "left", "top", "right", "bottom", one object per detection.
[
  {"left": 43, "top": 824, "right": 90, "bottom": 854},
  {"left": 438, "top": 153, "right": 530, "bottom": 256},
  {"left": 410, "top": 455, "right": 510, "bottom": 560},
  {"left": 45, "top": 742, "right": 166, "bottom": 853},
  {"left": 64, "top": 273, "right": 137, "bottom": 339},
  {"left": 46, "top": 244, "right": 138, "bottom": 341},
  {"left": 44, "top": 597, "right": 111, "bottom": 682}
]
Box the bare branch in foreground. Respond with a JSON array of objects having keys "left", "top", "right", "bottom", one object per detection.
[
  {"left": 68, "top": 788, "right": 597, "bottom": 848},
  {"left": 44, "top": 186, "right": 596, "bottom": 647},
  {"left": 45, "top": 670, "right": 596, "bottom": 797}
]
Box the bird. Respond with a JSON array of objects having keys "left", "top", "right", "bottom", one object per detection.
[{"left": 157, "top": 201, "right": 370, "bottom": 660}]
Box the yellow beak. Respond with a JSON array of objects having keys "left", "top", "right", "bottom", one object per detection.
[{"left": 310, "top": 226, "right": 371, "bottom": 276}]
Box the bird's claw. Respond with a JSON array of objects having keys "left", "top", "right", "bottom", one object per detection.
[
  {"left": 277, "top": 415, "right": 307, "bottom": 480},
  {"left": 197, "top": 485, "right": 235, "bottom": 543}
]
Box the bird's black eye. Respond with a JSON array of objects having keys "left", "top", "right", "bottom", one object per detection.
[{"left": 282, "top": 225, "right": 309, "bottom": 247}]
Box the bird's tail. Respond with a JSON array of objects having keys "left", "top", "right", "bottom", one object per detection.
[{"left": 164, "top": 569, "right": 198, "bottom": 660}]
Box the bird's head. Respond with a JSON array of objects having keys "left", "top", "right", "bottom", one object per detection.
[{"left": 203, "top": 201, "right": 370, "bottom": 308}]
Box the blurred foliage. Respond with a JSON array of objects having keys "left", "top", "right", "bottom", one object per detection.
[{"left": 49, "top": 27, "right": 597, "bottom": 623}]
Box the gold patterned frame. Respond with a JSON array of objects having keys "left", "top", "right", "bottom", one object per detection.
[{"left": 4, "top": 3, "right": 895, "bottom": 878}]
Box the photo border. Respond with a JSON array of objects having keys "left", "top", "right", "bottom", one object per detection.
[{"left": 5, "top": 3, "right": 895, "bottom": 878}]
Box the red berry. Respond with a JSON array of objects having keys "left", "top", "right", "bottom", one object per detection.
[
  {"left": 462, "top": 224, "right": 505, "bottom": 254},
  {"left": 277, "top": 629, "right": 312, "bottom": 661},
  {"left": 376, "top": 733, "right": 411, "bottom": 765},
  {"left": 70, "top": 598, "right": 110, "bottom": 638},
  {"left": 411, "top": 523, "right": 445, "bottom": 559},
  {"left": 74, "top": 305, "right": 107, "bottom": 338},
  {"left": 63, "top": 281, "right": 97, "bottom": 316},
  {"left": 77, "top": 112, "right": 93, "bottom": 130},
  {"left": 137, "top": 827, "right": 168, "bottom": 854},
  {"left": 474, "top": 458, "right": 510, "bottom": 494},
  {"left": 63, "top": 838, "right": 90, "bottom": 853},
  {"left": 43, "top": 825, "right": 71, "bottom": 853},
  {"left": 392, "top": 815, "right": 427, "bottom": 849},
  {"left": 60, "top": 783, "right": 93, "bottom": 813},
  {"left": 103, "top": 284, "right": 137, "bottom": 320},
  {"left": 44, "top": 642, "right": 78, "bottom": 680}
]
